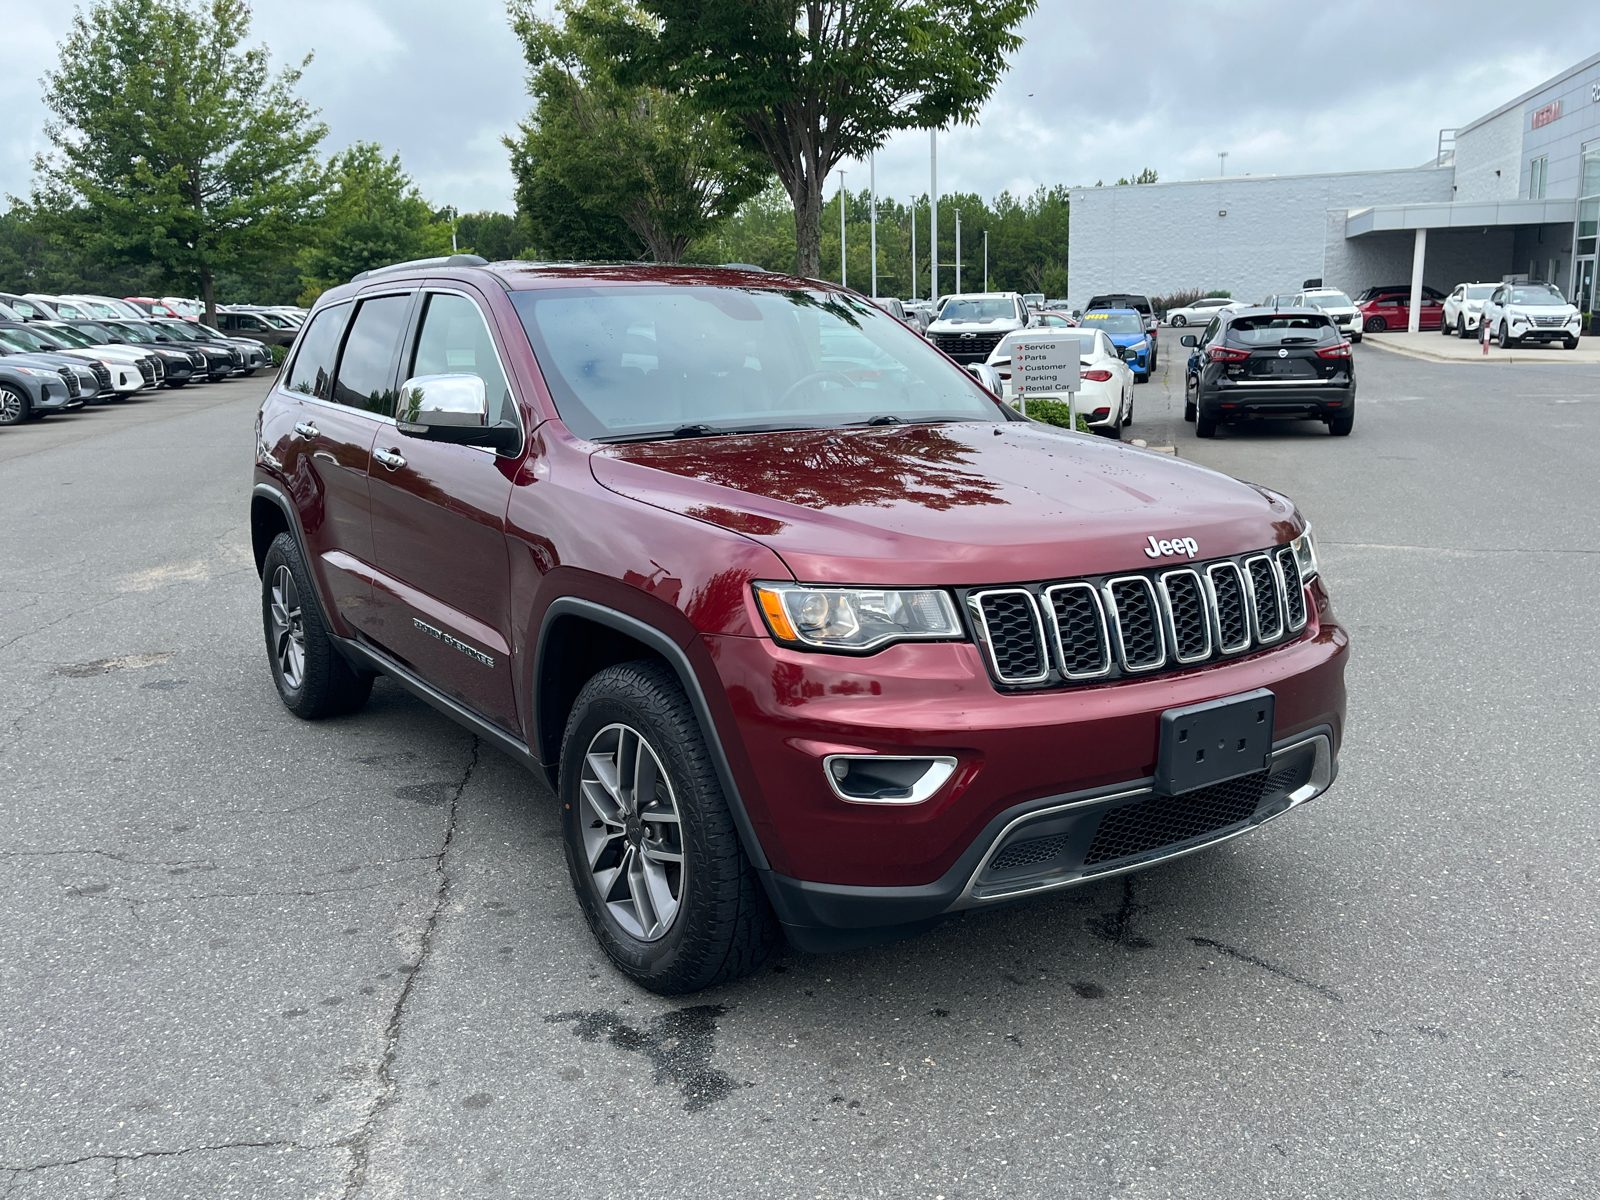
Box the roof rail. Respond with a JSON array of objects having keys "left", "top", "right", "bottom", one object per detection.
[
  {"left": 351, "top": 253, "right": 489, "bottom": 284},
  {"left": 719, "top": 262, "right": 767, "bottom": 272}
]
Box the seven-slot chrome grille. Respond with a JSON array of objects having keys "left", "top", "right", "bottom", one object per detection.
[{"left": 964, "top": 543, "right": 1311, "bottom": 690}]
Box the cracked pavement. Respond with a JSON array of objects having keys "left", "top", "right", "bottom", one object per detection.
[{"left": 1, "top": 353, "right": 1598, "bottom": 1198}]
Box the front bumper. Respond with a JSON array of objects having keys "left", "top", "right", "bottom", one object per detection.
[
  {"left": 1510, "top": 323, "right": 1581, "bottom": 343},
  {"left": 707, "top": 583, "right": 1348, "bottom": 947},
  {"left": 771, "top": 728, "right": 1337, "bottom": 950}
]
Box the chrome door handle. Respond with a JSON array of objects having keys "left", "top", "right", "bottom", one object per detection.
[
  {"left": 373, "top": 447, "right": 407, "bottom": 471},
  {"left": 293, "top": 421, "right": 320, "bottom": 439}
]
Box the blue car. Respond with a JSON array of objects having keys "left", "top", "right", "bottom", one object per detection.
[{"left": 1080, "top": 308, "right": 1155, "bottom": 382}]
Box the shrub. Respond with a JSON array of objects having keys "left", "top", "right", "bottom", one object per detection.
[
  {"left": 270, "top": 344, "right": 288, "bottom": 367},
  {"left": 1021, "top": 398, "right": 1091, "bottom": 433}
]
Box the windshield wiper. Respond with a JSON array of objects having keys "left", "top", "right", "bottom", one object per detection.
[{"left": 860, "top": 415, "right": 904, "bottom": 425}]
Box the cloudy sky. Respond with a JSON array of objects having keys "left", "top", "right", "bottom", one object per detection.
[{"left": 3, "top": 0, "right": 1599, "bottom": 215}]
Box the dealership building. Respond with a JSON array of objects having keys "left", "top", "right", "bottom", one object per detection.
[{"left": 1068, "top": 52, "right": 1600, "bottom": 320}]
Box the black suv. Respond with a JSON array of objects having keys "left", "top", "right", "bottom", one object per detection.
[{"left": 1180, "top": 307, "right": 1354, "bottom": 438}]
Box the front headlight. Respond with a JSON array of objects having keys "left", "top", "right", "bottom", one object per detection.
[
  {"left": 754, "top": 584, "right": 962, "bottom": 652},
  {"left": 1290, "top": 525, "right": 1319, "bottom": 582},
  {"left": 10, "top": 366, "right": 49, "bottom": 377}
]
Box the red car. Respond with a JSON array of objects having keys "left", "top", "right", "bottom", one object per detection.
[
  {"left": 1358, "top": 289, "right": 1444, "bottom": 332},
  {"left": 251, "top": 257, "right": 1350, "bottom": 993}
]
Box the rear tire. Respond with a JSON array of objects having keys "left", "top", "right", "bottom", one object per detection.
[
  {"left": 1171, "top": 315, "right": 1187, "bottom": 327},
  {"left": 1364, "top": 317, "right": 1386, "bottom": 333},
  {"left": 1328, "top": 410, "right": 1354, "bottom": 436},
  {"left": 0, "top": 384, "right": 31, "bottom": 426},
  {"left": 1122, "top": 395, "right": 1133, "bottom": 427},
  {"left": 560, "top": 660, "right": 778, "bottom": 995},
  {"left": 261, "top": 532, "right": 374, "bottom": 720},
  {"left": 1440, "top": 316, "right": 1451, "bottom": 336},
  {"left": 1195, "top": 414, "right": 1217, "bottom": 438}
]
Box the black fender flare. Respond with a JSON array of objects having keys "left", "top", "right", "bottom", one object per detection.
[{"left": 534, "top": 596, "right": 770, "bottom": 873}]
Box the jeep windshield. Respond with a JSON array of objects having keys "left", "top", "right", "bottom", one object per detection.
[{"left": 510, "top": 285, "right": 1005, "bottom": 443}]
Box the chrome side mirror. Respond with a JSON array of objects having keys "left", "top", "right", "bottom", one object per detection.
[
  {"left": 965, "top": 362, "right": 1003, "bottom": 395},
  {"left": 397, "top": 373, "right": 487, "bottom": 428},
  {"left": 396, "top": 372, "right": 521, "bottom": 454}
]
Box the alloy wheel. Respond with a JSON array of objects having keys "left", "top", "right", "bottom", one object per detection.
[
  {"left": 0, "top": 386, "right": 24, "bottom": 425},
  {"left": 578, "top": 723, "right": 685, "bottom": 941},
  {"left": 268, "top": 565, "right": 307, "bottom": 690}
]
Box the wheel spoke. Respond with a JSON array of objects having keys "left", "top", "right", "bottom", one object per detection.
[{"left": 626, "top": 852, "right": 660, "bottom": 937}]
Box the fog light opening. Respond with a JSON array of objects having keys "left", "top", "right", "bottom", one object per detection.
[{"left": 822, "top": 755, "right": 957, "bottom": 805}]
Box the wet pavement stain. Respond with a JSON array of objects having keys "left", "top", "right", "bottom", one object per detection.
[
  {"left": 1188, "top": 936, "right": 1343, "bottom": 1003},
  {"left": 1085, "top": 877, "right": 1153, "bottom": 949},
  {"left": 545, "top": 1005, "right": 735, "bottom": 1112}
]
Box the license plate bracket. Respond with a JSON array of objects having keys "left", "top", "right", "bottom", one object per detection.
[{"left": 1154, "top": 688, "right": 1275, "bottom": 796}]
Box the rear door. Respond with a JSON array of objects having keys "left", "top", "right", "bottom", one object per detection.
[
  {"left": 364, "top": 286, "right": 522, "bottom": 731},
  {"left": 273, "top": 298, "right": 382, "bottom": 631}
]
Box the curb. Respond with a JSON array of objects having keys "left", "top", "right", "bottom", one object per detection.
[{"left": 1361, "top": 336, "right": 1600, "bottom": 366}]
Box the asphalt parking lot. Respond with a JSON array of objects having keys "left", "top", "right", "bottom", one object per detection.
[{"left": 3, "top": 346, "right": 1599, "bottom": 1200}]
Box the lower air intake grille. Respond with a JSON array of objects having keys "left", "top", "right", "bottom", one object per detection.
[
  {"left": 989, "top": 833, "right": 1072, "bottom": 872},
  {"left": 1084, "top": 772, "right": 1269, "bottom": 867},
  {"left": 1107, "top": 578, "right": 1163, "bottom": 670},
  {"left": 975, "top": 591, "right": 1046, "bottom": 682}
]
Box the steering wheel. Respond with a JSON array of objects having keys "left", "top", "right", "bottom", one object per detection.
[{"left": 778, "top": 370, "right": 856, "bottom": 407}]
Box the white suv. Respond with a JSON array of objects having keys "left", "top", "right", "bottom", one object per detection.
[
  {"left": 1440, "top": 283, "right": 1499, "bottom": 338},
  {"left": 925, "top": 292, "right": 1031, "bottom": 364},
  {"left": 1481, "top": 282, "right": 1584, "bottom": 350},
  {"left": 1292, "top": 289, "right": 1362, "bottom": 344}
]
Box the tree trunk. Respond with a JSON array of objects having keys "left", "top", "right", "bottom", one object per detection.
[
  {"left": 200, "top": 266, "right": 217, "bottom": 328},
  {"left": 791, "top": 171, "right": 823, "bottom": 280}
]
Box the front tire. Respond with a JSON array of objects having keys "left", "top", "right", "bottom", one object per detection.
[
  {"left": 1564, "top": 337, "right": 1579, "bottom": 350},
  {"left": 0, "top": 384, "right": 31, "bottom": 426},
  {"left": 1498, "top": 322, "right": 1516, "bottom": 349},
  {"left": 261, "top": 533, "right": 373, "bottom": 719},
  {"left": 560, "top": 661, "right": 778, "bottom": 995}
]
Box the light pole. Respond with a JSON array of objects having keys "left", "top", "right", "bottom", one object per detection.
[
  {"left": 449, "top": 205, "right": 458, "bottom": 253},
  {"left": 910, "top": 198, "right": 918, "bottom": 301},
  {"left": 954, "top": 209, "right": 962, "bottom": 295},
  {"left": 1218, "top": 151, "right": 1228, "bottom": 177},
  {"left": 869, "top": 153, "right": 878, "bottom": 299},
  {"left": 984, "top": 230, "right": 989, "bottom": 292},
  {"left": 838, "top": 171, "right": 847, "bottom": 288},
  {"left": 929, "top": 130, "right": 938, "bottom": 302}
]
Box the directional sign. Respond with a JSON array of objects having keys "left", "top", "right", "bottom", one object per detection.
[{"left": 1011, "top": 333, "right": 1081, "bottom": 395}]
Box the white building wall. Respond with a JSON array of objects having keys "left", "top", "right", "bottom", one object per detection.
[
  {"left": 1067, "top": 168, "right": 1452, "bottom": 310},
  {"left": 1453, "top": 105, "right": 1525, "bottom": 202}
]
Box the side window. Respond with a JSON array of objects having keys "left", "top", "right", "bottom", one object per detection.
[
  {"left": 282, "top": 301, "right": 351, "bottom": 400},
  {"left": 334, "top": 294, "right": 413, "bottom": 415},
  {"left": 1201, "top": 317, "right": 1221, "bottom": 344},
  {"left": 407, "top": 292, "right": 515, "bottom": 426}
]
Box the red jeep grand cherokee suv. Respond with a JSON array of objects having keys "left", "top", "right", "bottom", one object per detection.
[{"left": 252, "top": 257, "right": 1348, "bottom": 994}]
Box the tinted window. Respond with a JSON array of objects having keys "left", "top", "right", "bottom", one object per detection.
[
  {"left": 1227, "top": 314, "right": 1334, "bottom": 345},
  {"left": 1081, "top": 311, "right": 1143, "bottom": 335},
  {"left": 408, "top": 293, "right": 515, "bottom": 426},
  {"left": 510, "top": 285, "right": 1002, "bottom": 442},
  {"left": 334, "top": 295, "right": 411, "bottom": 414},
  {"left": 283, "top": 301, "right": 352, "bottom": 401}
]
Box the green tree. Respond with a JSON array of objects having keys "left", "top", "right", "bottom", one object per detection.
[
  {"left": 508, "top": 0, "right": 771, "bottom": 263},
  {"left": 28, "top": 0, "right": 326, "bottom": 324},
  {"left": 507, "top": 124, "right": 643, "bottom": 261},
  {"left": 454, "top": 211, "right": 537, "bottom": 262},
  {"left": 580, "top": 0, "right": 1036, "bottom": 279},
  {"left": 296, "top": 143, "right": 453, "bottom": 304}
]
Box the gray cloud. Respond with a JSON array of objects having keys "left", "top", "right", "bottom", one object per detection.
[{"left": 4, "top": 0, "right": 1598, "bottom": 217}]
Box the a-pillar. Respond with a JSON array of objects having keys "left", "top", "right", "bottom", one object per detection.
[{"left": 1407, "top": 227, "right": 1428, "bottom": 334}]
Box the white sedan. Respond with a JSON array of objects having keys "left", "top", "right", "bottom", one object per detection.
[
  {"left": 1164, "top": 297, "right": 1242, "bottom": 327},
  {"left": 985, "top": 327, "right": 1134, "bottom": 438}
]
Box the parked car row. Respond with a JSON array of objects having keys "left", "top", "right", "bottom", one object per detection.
[{"left": 0, "top": 297, "right": 275, "bottom": 426}]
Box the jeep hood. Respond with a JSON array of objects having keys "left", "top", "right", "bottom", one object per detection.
[{"left": 591, "top": 423, "right": 1299, "bottom": 586}]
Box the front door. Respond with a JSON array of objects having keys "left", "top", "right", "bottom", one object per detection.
[
  {"left": 365, "top": 288, "right": 521, "bottom": 731},
  {"left": 1577, "top": 257, "right": 1596, "bottom": 318}
]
